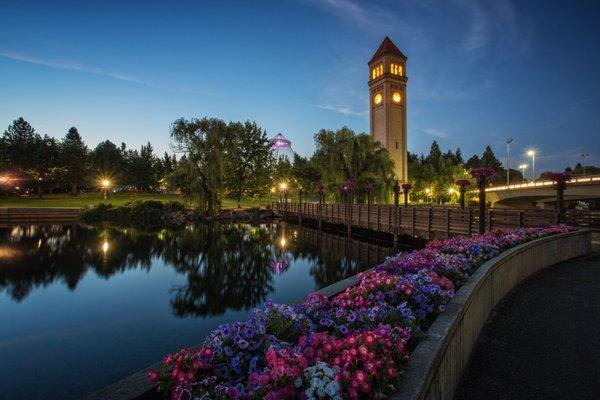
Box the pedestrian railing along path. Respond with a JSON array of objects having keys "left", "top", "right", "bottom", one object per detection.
[{"left": 274, "top": 202, "right": 559, "bottom": 239}]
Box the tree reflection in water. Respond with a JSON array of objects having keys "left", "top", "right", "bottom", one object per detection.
[{"left": 0, "top": 223, "right": 396, "bottom": 317}]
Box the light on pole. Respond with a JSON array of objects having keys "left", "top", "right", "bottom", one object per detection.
[
  {"left": 581, "top": 153, "right": 589, "bottom": 177},
  {"left": 506, "top": 138, "right": 513, "bottom": 186},
  {"left": 101, "top": 179, "right": 111, "bottom": 199},
  {"left": 527, "top": 150, "right": 536, "bottom": 182},
  {"left": 519, "top": 164, "right": 528, "bottom": 183}
]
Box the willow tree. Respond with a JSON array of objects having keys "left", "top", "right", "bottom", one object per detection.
[
  {"left": 170, "top": 118, "right": 227, "bottom": 216},
  {"left": 311, "top": 126, "right": 394, "bottom": 202}
]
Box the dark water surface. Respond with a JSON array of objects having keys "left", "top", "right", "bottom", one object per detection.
[{"left": 0, "top": 223, "right": 400, "bottom": 400}]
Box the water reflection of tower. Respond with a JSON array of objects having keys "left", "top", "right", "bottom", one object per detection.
[
  {"left": 271, "top": 223, "right": 291, "bottom": 275},
  {"left": 269, "top": 133, "right": 294, "bottom": 161}
]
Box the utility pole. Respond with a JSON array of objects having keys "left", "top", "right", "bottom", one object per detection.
[{"left": 506, "top": 138, "right": 513, "bottom": 186}]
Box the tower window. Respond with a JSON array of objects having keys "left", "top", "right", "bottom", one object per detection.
[
  {"left": 372, "top": 64, "right": 383, "bottom": 79},
  {"left": 390, "top": 63, "right": 403, "bottom": 76},
  {"left": 396, "top": 142, "right": 398, "bottom": 149}
]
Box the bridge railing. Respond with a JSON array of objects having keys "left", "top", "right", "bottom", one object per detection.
[
  {"left": 274, "top": 202, "right": 559, "bottom": 238},
  {"left": 485, "top": 174, "right": 600, "bottom": 192}
]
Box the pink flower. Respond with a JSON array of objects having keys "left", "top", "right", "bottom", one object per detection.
[{"left": 147, "top": 371, "right": 159, "bottom": 382}]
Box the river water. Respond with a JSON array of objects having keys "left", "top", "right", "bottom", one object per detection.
[{"left": 0, "top": 222, "right": 402, "bottom": 400}]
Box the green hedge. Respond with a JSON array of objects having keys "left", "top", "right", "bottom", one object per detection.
[{"left": 80, "top": 200, "right": 189, "bottom": 229}]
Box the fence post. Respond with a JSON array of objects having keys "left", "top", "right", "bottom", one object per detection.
[
  {"left": 377, "top": 205, "right": 381, "bottom": 231},
  {"left": 519, "top": 210, "right": 524, "bottom": 227},
  {"left": 428, "top": 207, "right": 433, "bottom": 239},
  {"left": 412, "top": 207, "right": 416, "bottom": 236},
  {"left": 446, "top": 208, "right": 451, "bottom": 238},
  {"left": 468, "top": 208, "right": 473, "bottom": 236}
]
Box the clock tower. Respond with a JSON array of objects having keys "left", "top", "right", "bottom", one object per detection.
[{"left": 368, "top": 37, "right": 408, "bottom": 182}]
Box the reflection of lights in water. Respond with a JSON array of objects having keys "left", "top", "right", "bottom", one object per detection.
[
  {"left": 102, "top": 241, "right": 109, "bottom": 253},
  {"left": 0, "top": 246, "right": 19, "bottom": 259},
  {"left": 279, "top": 237, "right": 287, "bottom": 248},
  {"left": 37, "top": 239, "right": 42, "bottom": 249},
  {"left": 271, "top": 258, "right": 291, "bottom": 275}
]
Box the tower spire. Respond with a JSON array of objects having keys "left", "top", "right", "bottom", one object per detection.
[{"left": 369, "top": 36, "right": 406, "bottom": 64}]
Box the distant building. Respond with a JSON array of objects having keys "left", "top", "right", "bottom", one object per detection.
[{"left": 368, "top": 37, "right": 408, "bottom": 182}]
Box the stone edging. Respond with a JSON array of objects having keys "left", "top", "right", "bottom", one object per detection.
[{"left": 389, "top": 229, "right": 592, "bottom": 400}]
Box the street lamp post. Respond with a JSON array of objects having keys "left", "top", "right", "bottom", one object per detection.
[
  {"left": 101, "top": 179, "right": 111, "bottom": 199},
  {"left": 581, "top": 153, "right": 589, "bottom": 177},
  {"left": 506, "top": 138, "right": 513, "bottom": 186},
  {"left": 393, "top": 180, "right": 400, "bottom": 208},
  {"left": 527, "top": 150, "right": 536, "bottom": 182},
  {"left": 519, "top": 164, "right": 528, "bottom": 183}
]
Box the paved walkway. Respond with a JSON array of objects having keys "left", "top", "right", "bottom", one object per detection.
[{"left": 454, "top": 237, "right": 600, "bottom": 400}]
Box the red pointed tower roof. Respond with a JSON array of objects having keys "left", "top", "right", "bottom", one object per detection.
[{"left": 369, "top": 36, "right": 406, "bottom": 64}]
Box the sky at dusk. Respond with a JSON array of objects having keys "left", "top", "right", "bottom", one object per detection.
[{"left": 1, "top": 0, "right": 599, "bottom": 175}]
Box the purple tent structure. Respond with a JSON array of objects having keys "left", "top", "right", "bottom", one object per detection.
[{"left": 269, "top": 133, "right": 294, "bottom": 161}]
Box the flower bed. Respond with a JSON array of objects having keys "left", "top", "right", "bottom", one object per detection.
[{"left": 150, "top": 225, "right": 572, "bottom": 400}]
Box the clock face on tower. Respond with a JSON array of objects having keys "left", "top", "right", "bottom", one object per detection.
[
  {"left": 392, "top": 92, "right": 402, "bottom": 103},
  {"left": 374, "top": 93, "right": 382, "bottom": 105}
]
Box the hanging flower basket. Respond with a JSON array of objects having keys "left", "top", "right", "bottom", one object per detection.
[
  {"left": 401, "top": 182, "right": 412, "bottom": 191},
  {"left": 548, "top": 172, "right": 571, "bottom": 184},
  {"left": 455, "top": 179, "right": 470, "bottom": 188},
  {"left": 469, "top": 167, "right": 496, "bottom": 181}
]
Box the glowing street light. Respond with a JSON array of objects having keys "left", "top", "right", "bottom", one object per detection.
[
  {"left": 0, "top": 175, "right": 10, "bottom": 185},
  {"left": 527, "top": 150, "right": 536, "bottom": 182},
  {"left": 519, "top": 164, "right": 528, "bottom": 183},
  {"left": 448, "top": 187, "right": 456, "bottom": 195},
  {"left": 101, "top": 240, "right": 109, "bottom": 254},
  {"left": 100, "top": 178, "right": 111, "bottom": 199}
]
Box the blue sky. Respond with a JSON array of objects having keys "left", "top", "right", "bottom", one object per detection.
[{"left": 1, "top": 0, "right": 599, "bottom": 174}]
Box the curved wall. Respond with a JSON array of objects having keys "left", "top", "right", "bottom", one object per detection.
[{"left": 391, "top": 229, "right": 592, "bottom": 400}]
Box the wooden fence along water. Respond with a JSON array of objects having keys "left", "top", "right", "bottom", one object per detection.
[{"left": 274, "top": 202, "right": 560, "bottom": 239}]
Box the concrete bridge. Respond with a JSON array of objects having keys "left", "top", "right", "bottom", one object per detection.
[{"left": 485, "top": 175, "right": 600, "bottom": 208}]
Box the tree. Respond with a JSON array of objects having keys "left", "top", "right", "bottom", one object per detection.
[
  {"left": 1, "top": 118, "right": 61, "bottom": 197},
  {"left": 311, "top": 126, "right": 394, "bottom": 202},
  {"left": 90, "top": 140, "right": 125, "bottom": 177},
  {"left": 465, "top": 155, "right": 480, "bottom": 170},
  {"left": 1, "top": 117, "right": 40, "bottom": 172},
  {"left": 60, "top": 127, "right": 88, "bottom": 195},
  {"left": 223, "top": 121, "right": 273, "bottom": 208},
  {"left": 170, "top": 117, "right": 228, "bottom": 215},
  {"left": 291, "top": 153, "right": 321, "bottom": 196},
  {"left": 480, "top": 146, "right": 502, "bottom": 170}
]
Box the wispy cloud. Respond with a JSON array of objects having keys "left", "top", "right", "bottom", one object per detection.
[
  {"left": 317, "top": 104, "right": 367, "bottom": 117},
  {"left": 0, "top": 49, "right": 207, "bottom": 94},
  {"left": 304, "top": 0, "right": 533, "bottom": 105},
  {"left": 309, "top": 0, "right": 395, "bottom": 31},
  {"left": 422, "top": 128, "right": 449, "bottom": 138}
]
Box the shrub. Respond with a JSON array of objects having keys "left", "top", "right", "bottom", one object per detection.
[{"left": 80, "top": 200, "right": 190, "bottom": 230}]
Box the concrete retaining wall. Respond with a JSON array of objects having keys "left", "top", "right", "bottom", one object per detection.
[{"left": 391, "top": 229, "right": 592, "bottom": 400}]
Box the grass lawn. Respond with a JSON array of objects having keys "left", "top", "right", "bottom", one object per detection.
[{"left": 0, "top": 192, "right": 276, "bottom": 208}]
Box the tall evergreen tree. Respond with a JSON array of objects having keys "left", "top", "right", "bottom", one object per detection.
[{"left": 60, "top": 127, "right": 88, "bottom": 195}]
